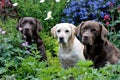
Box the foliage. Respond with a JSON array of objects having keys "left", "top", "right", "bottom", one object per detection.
[
  {"left": 0, "top": 0, "right": 120, "bottom": 80},
  {"left": 12, "top": 0, "right": 68, "bottom": 31},
  {"left": 0, "top": 19, "right": 120, "bottom": 80},
  {"left": 108, "top": 31, "right": 120, "bottom": 48}
]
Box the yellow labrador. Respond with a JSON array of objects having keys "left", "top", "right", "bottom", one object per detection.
[{"left": 51, "top": 23, "right": 85, "bottom": 69}]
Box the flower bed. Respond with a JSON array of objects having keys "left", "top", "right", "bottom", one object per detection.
[{"left": 61, "top": 0, "right": 120, "bottom": 31}]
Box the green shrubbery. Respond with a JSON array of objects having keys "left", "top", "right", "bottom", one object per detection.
[
  {"left": 13, "top": 0, "right": 68, "bottom": 31},
  {"left": 0, "top": 0, "right": 120, "bottom": 80}
]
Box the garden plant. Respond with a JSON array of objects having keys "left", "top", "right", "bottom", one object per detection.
[{"left": 0, "top": 0, "right": 120, "bottom": 80}]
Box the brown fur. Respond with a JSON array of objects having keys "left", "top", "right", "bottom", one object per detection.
[
  {"left": 76, "top": 20, "right": 120, "bottom": 68},
  {"left": 16, "top": 17, "right": 47, "bottom": 61}
]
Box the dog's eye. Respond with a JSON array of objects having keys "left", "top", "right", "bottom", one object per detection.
[
  {"left": 22, "top": 21, "right": 27, "bottom": 24},
  {"left": 82, "top": 28, "right": 86, "bottom": 32},
  {"left": 57, "top": 30, "right": 61, "bottom": 32},
  {"left": 91, "top": 29, "right": 97, "bottom": 33},
  {"left": 65, "top": 30, "right": 69, "bottom": 33},
  {"left": 30, "top": 22, "right": 33, "bottom": 25}
]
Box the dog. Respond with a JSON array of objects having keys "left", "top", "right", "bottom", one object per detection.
[
  {"left": 16, "top": 17, "right": 47, "bottom": 61},
  {"left": 76, "top": 20, "right": 120, "bottom": 68},
  {"left": 51, "top": 23, "right": 85, "bottom": 69}
]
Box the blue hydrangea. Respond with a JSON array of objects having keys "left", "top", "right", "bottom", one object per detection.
[{"left": 61, "top": 0, "right": 118, "bottom": 25}]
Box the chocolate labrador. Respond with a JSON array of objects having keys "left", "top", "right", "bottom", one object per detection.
[
  {"left": 76, "top": 20, "right": 120, "bottom": 68},
  {"left": 16, "top": 17, "right": 47, "bottom": 61}
]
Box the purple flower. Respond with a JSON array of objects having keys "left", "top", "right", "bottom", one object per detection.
[
  {"left": 61, "top": 0, "right": 117, "bottom": 25},
  {"left": 100, "top": 11, "right": 105, "bottom": 18},
  {"left": 70, "top": 1, "right": 78, "bottom": 7},
  {"left": 73, "top": 12, "right": 79, "bottom": 18}
]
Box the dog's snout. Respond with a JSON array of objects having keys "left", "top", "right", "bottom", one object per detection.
[
  {"left": 60, "top": 37, "right": 64, "bottom": 41},
  {"left": 59, "top": 37, "right": 64, "bottom": 43},
  {"left": 25, "top": 27, "right": 30, "bottom": 31},
  {"left": 84, "top": 35, "right": 89, "bottom": 39}
]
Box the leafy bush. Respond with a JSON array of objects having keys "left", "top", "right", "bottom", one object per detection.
[
  {"left": 0, "top": 19, "right": 120, "bottom": 80},
  {"left": 0, "top": 0, "right": 120, "bottom": 80},
  {"left": 13, "top": 0, "right": 68, "bottom": 31}
]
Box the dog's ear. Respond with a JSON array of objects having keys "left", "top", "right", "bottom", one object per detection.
[
  {"left": 76, "top": 21, "right": 84, "bottom": 40},
  {"left": 69, "top": 23, "right": 78, "bottom": 40},
  {"left": 16, "top": 18, "right": 24, "bottom": 31},
  {"left": 36, "top": 19, "right": 42, "bottom": 33},
  {"left": 68, "top": 23, "right": 76, "bottom": 34},
  {"left": 99, "top": 24, "right": 108, "bottom": 41},
  {"left": 51, "top": 24, "right": 57, "bottom": 37}
]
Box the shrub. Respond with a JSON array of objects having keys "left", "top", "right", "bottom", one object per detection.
[
  {"left": 0, "top": 0, "right": 120, "bottom": 80},
  {"left": 12, "top": 0, "right": 68, "bottom": 31}
]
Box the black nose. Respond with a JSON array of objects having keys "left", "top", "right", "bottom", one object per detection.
[
  {"left": 84, "top": 35, "right": 89, "bottom": 40},
  {"left": 59, "top": 37, "right": 64, "bottom": 43},
  {"left": 25, "top": 28, "right": 30, "bottom": 31}
]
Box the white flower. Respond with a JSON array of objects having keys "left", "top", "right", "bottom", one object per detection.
[
  {"left": 67, "top": 0, "right": 70, "bottom": 2},
  {"left": 22, "top": 42, "right": 29, "bottom": 47},
  {"left": 19, "top": 27, "right": 22, "bottom": 31},
  {"left": 1, "top": 31, "right": 6, "bottom": 34},
  {"left": 44, "top": 11, "right": 53, "bottom": 20},
  {"left": 55, "top": 0, "right": 60, "bottom": 2},
  {"left": 40, "top": 0, "right": 45, "bottom": 3},
  {"left": 13, "top": 3, "right": 18, "bottom": 6}
]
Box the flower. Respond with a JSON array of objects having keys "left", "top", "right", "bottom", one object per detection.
[
  {"left": 55, "top": 0, "right": 60, "bottom": 3},
  {"left": 1, "top": 31, "right": 6, "bottom": 35},
  {"left": 19, "top": 27, "right": 23, "bottom": 31},
  {"left": 13, "top": 3, "right": 18, "bottom": 6},
  {"left": 104, "top": 14, "right": 110, "bottom": 21},
  {"left": 44, "top": 11, "right": 53, "bottom": 20},
  {"left": 40, "top": 0, "right": 45, "bottom": 3},
  {"left": 67, "top": 0, "right": 70, "bottom": 2},
  {"left": 61, "top": 0, "right": 117, "bottom": 25},
  {"left": 22, "top": 42, "right": 29, "bottom": 47},
  {"left": 109, "top": 2, "right": 113, "bottom": 7},
  {"left": 105, "top": 21, "right": 110, "bottom": 25}
]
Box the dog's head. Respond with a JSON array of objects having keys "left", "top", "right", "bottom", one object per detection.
[
  {"left": 51, "top": 23, "right": 76, "bottom": 43},
  {"left": 16, "top": 17, "right": 42, "bottom": 37},
  {"left": 76, "top": 21, "right": 108, "bottom": 45}
]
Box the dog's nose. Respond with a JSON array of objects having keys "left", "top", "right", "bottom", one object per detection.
[
  {"left": 25, "top": 28, "right": 30, "bottom": 31},
  {"left": 84, "top": 35, "right": 89, "bottom": 40},
  {"left": 60, "top": 37, "right": 64, "bottom": 41},
  {"left": 59, "top": 37, "right": 64, "bottom": 43}
]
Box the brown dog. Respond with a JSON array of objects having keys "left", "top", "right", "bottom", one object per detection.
[
  {"left": 76, "top": 20, "right": 120, "bottom": 68},
  {"left": 16, "top": 17, "right": 47, "bottom": 61}
]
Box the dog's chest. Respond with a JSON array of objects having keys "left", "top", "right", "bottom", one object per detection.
[
  {"left": 59, "top": 50, "right": 79, "bottom": 62},
  {"left": 58, "top": 50, "right": 80, "bottom": 68}
]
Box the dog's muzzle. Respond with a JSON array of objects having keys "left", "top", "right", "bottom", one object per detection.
[
  {"left": 82, "top": 34, "right": 94, "bottom": 45},
  {"left": 82, "top": 34, "right": 91, "bottom": 44},
  {"left": 59, "top": 37, "right": 64, "bottom": 43}
]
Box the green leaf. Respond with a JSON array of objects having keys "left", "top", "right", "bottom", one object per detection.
[{"left": 0, "top": 67, "right": 7, "bottom": 74}]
